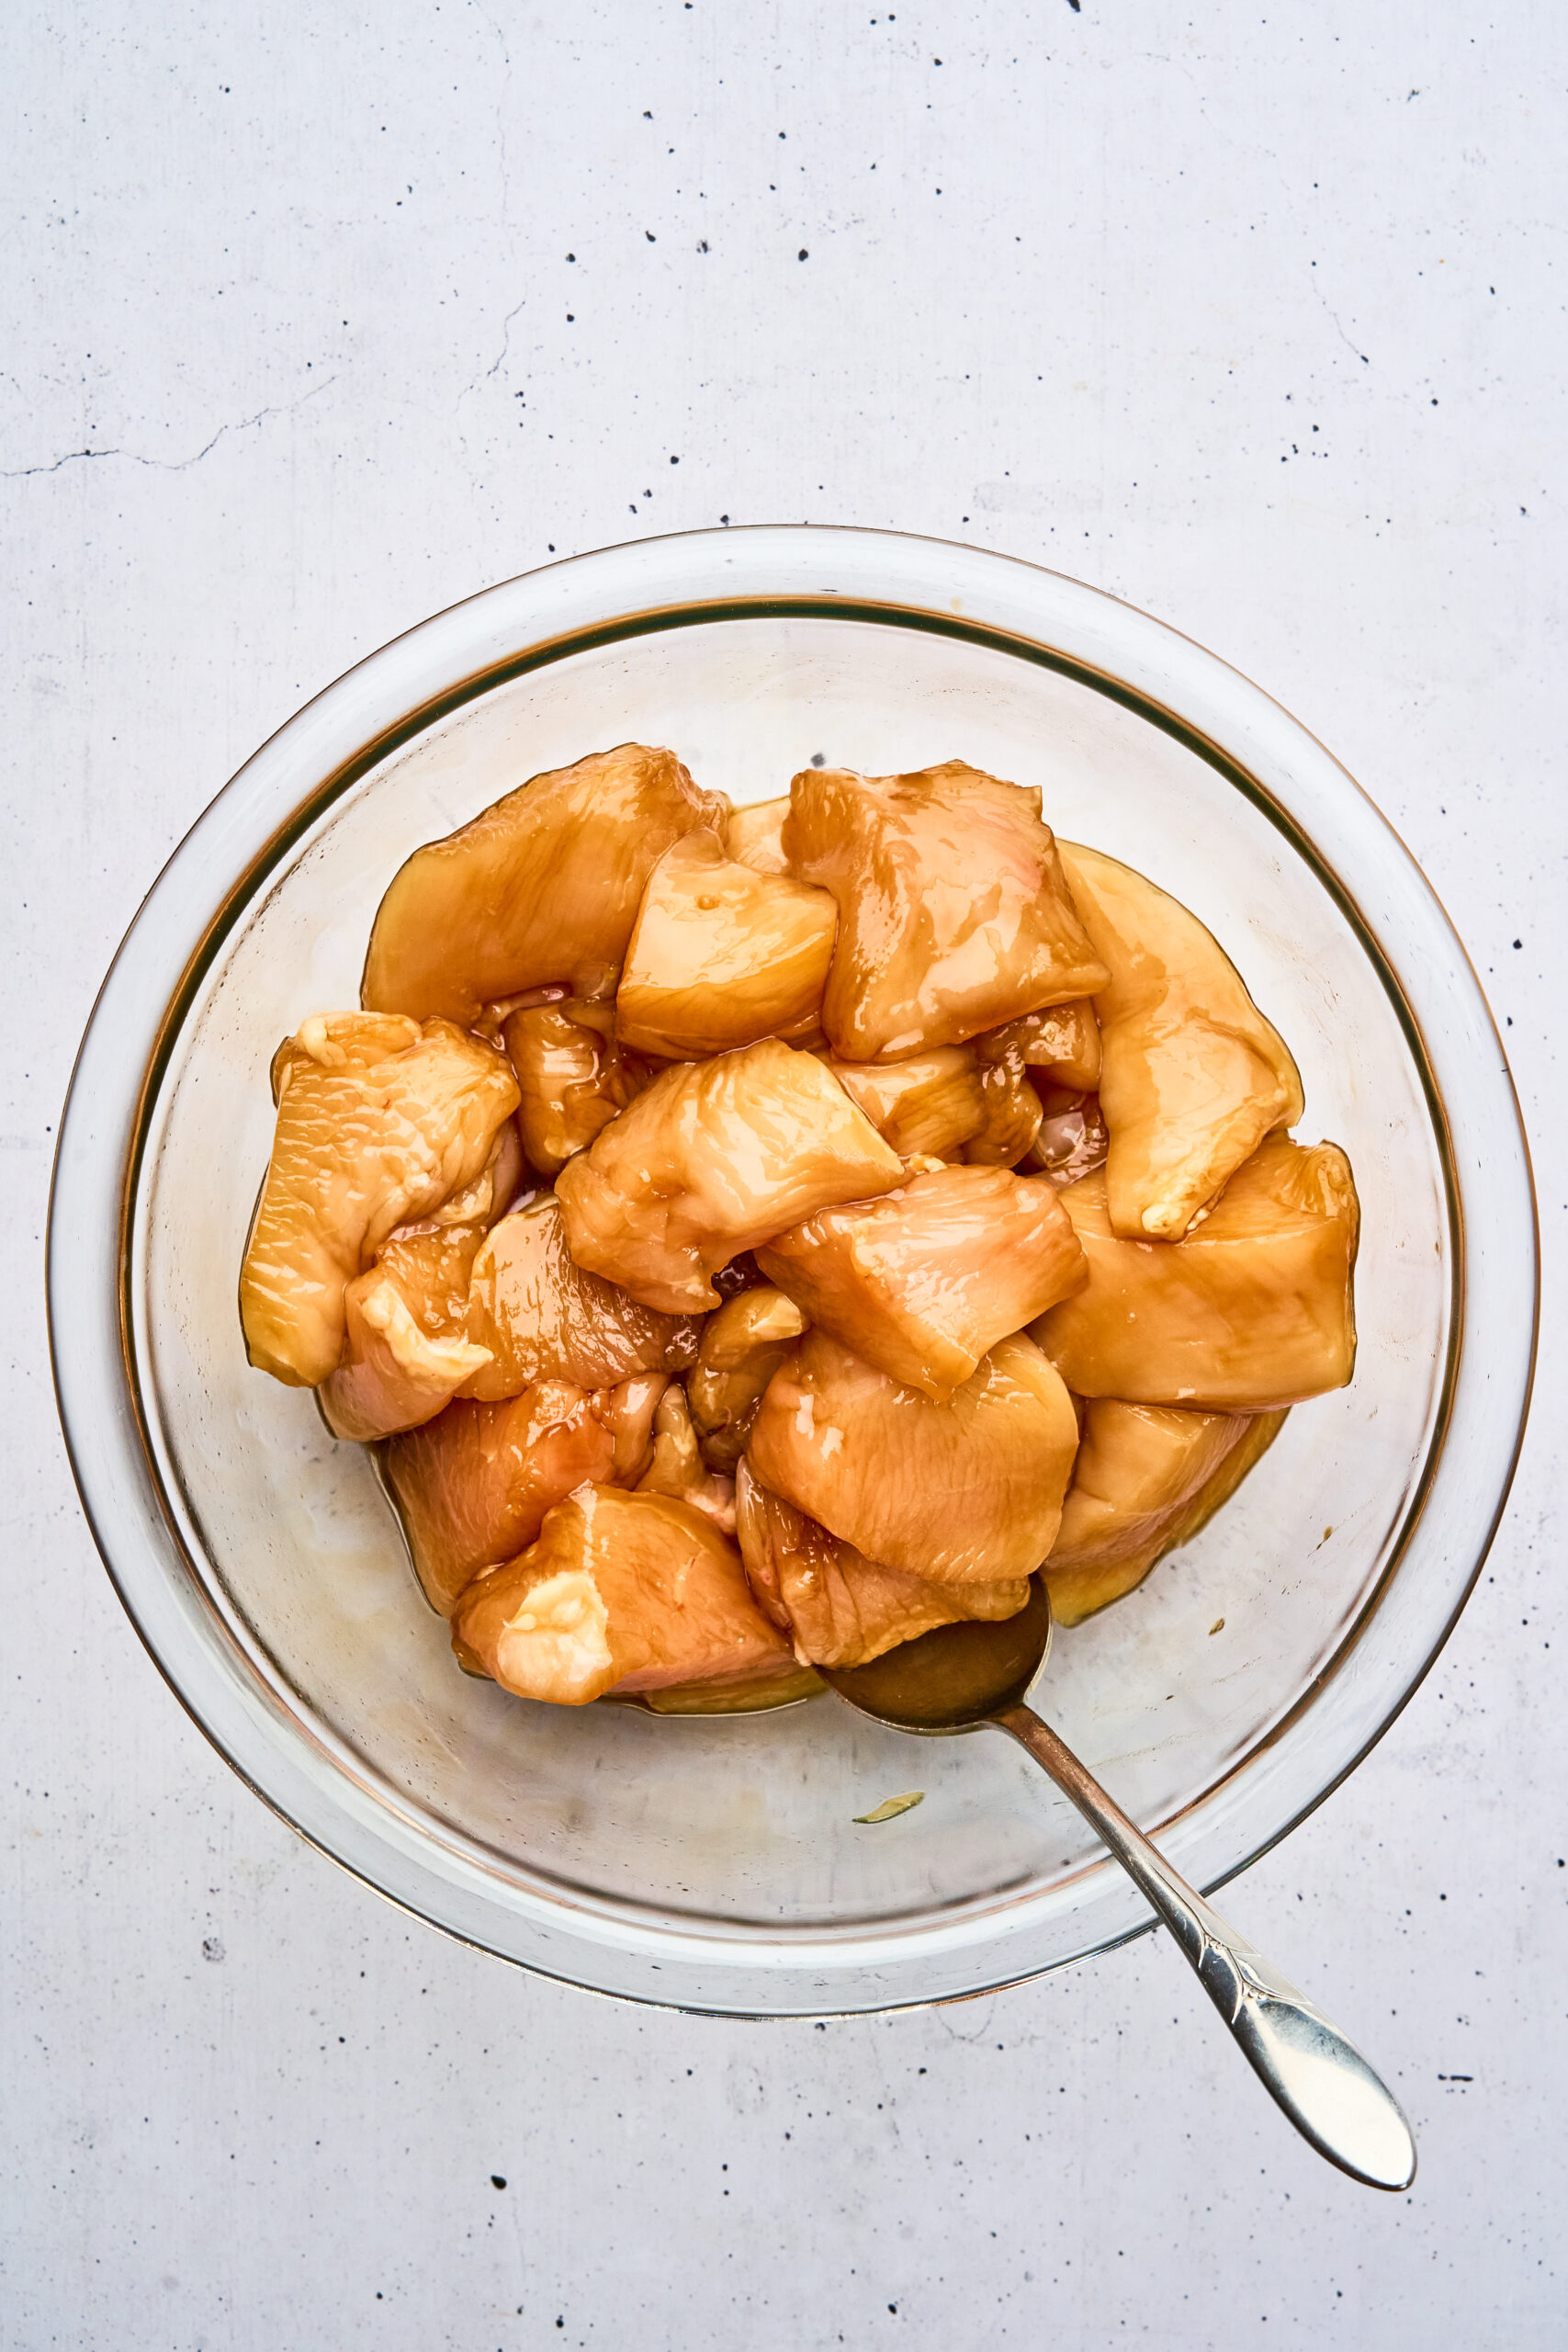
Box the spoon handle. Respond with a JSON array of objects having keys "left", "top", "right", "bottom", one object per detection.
[{"left": 994, "top": 1702, "right": 1416, "bottom": 2191}]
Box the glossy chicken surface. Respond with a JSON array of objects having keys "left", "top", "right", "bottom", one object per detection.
[
  {"left": 362, "top": 743, "right": 727, "bottom": 1025},
  {"left": 963, "top": 1050, "right": 1045, "bottom": 1169},
  {"left": 1032, "top": 1136, "right": 1359, "bottom": 1408},
  {"left": 748, "top": 1329, "right": 1080, "bottom": 1583},
  {"left": 1058, "top": 842, "right": 1303, "bottom": 1241},
  {"left": 737, "top": 1464, "right": 1029, "bottom": 1668},
  {"left": 242, "top": 733, "right": 1361, "bottom": 1715},
  {"left": 758, "top": 1165, "right": 1085, "bottom": 1400},
  {"left": 686, "top": 1287, "right": 809, "bottom": 1473},
  {"left": 724, "top": 797, "right": 791, "bottom": 875},
  {"left": 240, "top": 1013, "right": 519, "bottom": 1386},
  {"left": 464, "top": 1194, "right": 703, "bottom": 1396},
  {"left": 1047, "top": 1407, "right": 1287, "bottom": 1625},
  {"left": 635, "top": 1381, "right": 739, "bottom": 1532},
  {"left": 977, "top": 1001, "right": 1101, "bottom": 1093},
  {"left": 556, "top": 1038, "right": 904, "bottom": 1312},
  {"left": 381, "top": 1375, "right": 664, "bottom": 1614},
  {"left": 784, "top": 760, "right": 1110, "bottom": 1060},
  {"left": 502, "top": 1000, "right": 649, "bottom": 1176},
  {"left": 455, "top": 1485, "right": 792, "bottom": 1705},
  {"left": 321, "top": 1272, "right": 491, "bottom": 1445},
  {"left": 820, "top": 1046, "right": 987, "bottom": 1160},
  {"left": 615, "top": 830, "right": 838, "bottom": 1057}
]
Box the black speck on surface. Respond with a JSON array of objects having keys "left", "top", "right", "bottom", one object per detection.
[
  {"left": 810, "top": 752, "right": 826, "bottom": 767},
  {"left": 491, "top": 2175, "right": 506, "bottom": 2189},
  {"left": 202, "top": 1936, "right": 224, "bottom": 1962},
  {"left": 798, "top": 248, "right": 809, "bottom": 260}
]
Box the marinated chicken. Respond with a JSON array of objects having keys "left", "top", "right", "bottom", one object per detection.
[
  {"left": 724, "top": 797, "right": 791, "bottom": 875},
  {"left": 686, "top": 1288, "right": 810, "bottom": 1473},
  {"left": 1045, "top": 1405, "right": 1287, "bottom": 1626},
  {"left": 963, "top": 1049, "right": 1045, "bottom": 1169},
  {"left": 784, "top": 760, "right": 1110, "bottom": 1059},
  {"left": 1032, "top": 1136, "right": 1359, "bottom": 1408},
  {"left": 321, "top": 1252, "right": 494, "bottom": 1443},
  {"left": 502, "top": 999, "right": 650, "bottom": 1176},
  {"left": 615, "top": 830, "right": 838, "bottom": 1057},
  {"left": 362, "top": 743, "right": 726, "bottom": 1025},
  {"left": 977, "top": 1001, "right": 1101, "bottom": 1093},
  {"left": 240, "top": 1012, "right": 519, "bottom": 1386},
  {"left": 381, "top": 1374, "right": 665, "bottom": 1614},
  {"left": 748, "top": 1329, "right": 1080, "bottom": 1583},
  {"left": 454, "top": 1485, "right": 793, "bottom": 1705},
  {"left": 1058, "top": 842, "right": 1303, "bottom": 1241},
  {"left": 555, "top": 1038, "right": 904, "bottom": 1312},
  {"left": 634, "top": 1382, "right": 739, "bottom": 1532},
  {"left": 464, "top": 1194, "right": 703, "bottom": 1396},
  {"left": 737, "top": 1464, "right": 1030, "bottom": 1668},
  {"left": 818, "top": 1046, "right": 987, "bottom": 1160},
  {"left": 757, "top": 1165, "right": 1086, "bottom": 1400},
  {"left": 241, "top": 737, "right": 1361, "bottom": 1724}
]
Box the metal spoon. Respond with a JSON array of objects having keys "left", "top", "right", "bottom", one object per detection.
[{"left": 821, "top": 1580, "right": 1416, "bottom": 2191}]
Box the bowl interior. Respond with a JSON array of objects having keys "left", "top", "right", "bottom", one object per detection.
[{"left": 125, "top": 609, "right": 1452, "bottom": 1990}]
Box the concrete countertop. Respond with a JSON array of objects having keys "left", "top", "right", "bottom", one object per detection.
[{"left": 5, "top": 5, "right": 1563, "bottom": 2344}]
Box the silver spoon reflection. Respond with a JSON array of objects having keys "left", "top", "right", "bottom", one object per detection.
[{"left": 821, "top": 1579, "right": 1416, "bottom": 2193}]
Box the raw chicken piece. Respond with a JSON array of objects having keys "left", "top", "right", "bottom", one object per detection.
[
  {"left": 635, "top": 1383, "right": 738, "bottom": 1532},
  {"left": 555, "top": 1038, "right": 905, "bottom": 1313},
  {"left": 976, "top": 1001, "right": 1101, "bottom": 1093},
  {"left": 321, "top": 1225, "right": 493, "bottom": 1442},
  {"left": 1031, "top": 1136, "right": 1359, "bottom": 1408},
  {"left": 747, "top": 1329, "right": 1080, "bottom": 1583},
  {"left": 463, "top": 1194, "right": 703, "bottom": 1396},
  {"left": 1045, "top": 1403, "right": 1286, "bottom": 1625},
  {"left": 361, "top": 743, "right": 727, "bottom": 1025},
  {"left": 784, "top": 760, "right": 1110, "bottom": 1060},
  {"left": 240, "top": 1013, "right": 520, "bottom": 1386},
  {"left": 615, "top": 830, "right": 839, "bottom": 1057},
  {"left": 454, "top": 1486, "right": 793, "bottom": 1705},
  {"left": 758, "top": 1164, "right": 1085, "bottom": 1400},
  {"left": 963, "top": 1048, "right": 1045, "bottom": 1169},
  {"left": 502, "top": 1000, "right": 651, "bottom": 1175},
  {"left": 1057, "top": 843, "right": 1303, "bottom": 1240},
  {"left": 724, "top": 797, "right": 791, "bottom": 876},
  {"left": 687, "top": 1287, "right": 809, "bottom": 1473},
  {"left": 381, "top": 1376, "right": 657, "bottom": 1614},
  {"left": 736, "top": 1464, "right": 1029, "bottom": 1668},
  {"left": 819, "top": 1047, "right": 987, "bottom": 1160}
]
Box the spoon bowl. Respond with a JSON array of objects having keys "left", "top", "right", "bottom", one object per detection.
[{"left": 819, "top": 1581, "right": 1054, "bottom": 1732}]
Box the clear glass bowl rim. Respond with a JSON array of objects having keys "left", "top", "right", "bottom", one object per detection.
[{"left": 48, "top": 525, "right": 1539, "bottom": 2015}]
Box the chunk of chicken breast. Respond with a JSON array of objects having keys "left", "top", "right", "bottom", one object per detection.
[
  {"left": 361, "top": 743, "right": 727, "bottom": 1025},
  {"left": 555, "top": 1038, "right": 905, "bottom": 1313},
  {"left": 758, "top": 1164, "right": 1085, "bottom": 1400},
  {"left": 736, "top": 1464, "right": 1030, "bottom": 1668},
  {"left": 1031, "top": 1136, "right": 1358, "bottom": 1408},
  {"left": 818, "top": 1046, "right": 987, "bottom": 1160},
  {"left": 240, "top": 1012, "right": 519, "bottom": 1387},
  {"left": 686, "top": 1287, "right": 809, "bottom": 1473},
  {"left": 464, "top": 1193, "right": 703, "bottom": 1396},
  {"left": 380, "top": 1374, "right": 666, "bottom": 1614},
  {"left": 454, "top": 1485, "right": 793, "bottom": 1705},
  {"left": 1057, "top": 842, "right": 1303, "bottom": 1241},
  {"left": 1045, "top": 1401, "right": 1287, "bottom": 1625},
  {"left": 784, "top": 760, "right": 1109, "bottom": 1060},
  {"left": 616, "top": 830, "right": 838, "bottom": 1057},
  {"left": 747, "top": 1329, "right": 1079, "bottom": 1584}
]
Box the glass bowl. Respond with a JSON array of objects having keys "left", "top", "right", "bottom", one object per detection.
[{"left": 48, "top": 526, "right": 1537, "bottom": 2015}]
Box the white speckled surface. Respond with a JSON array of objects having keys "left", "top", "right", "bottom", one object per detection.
[{"left": 5, "top": 4, "right": 1564, "bottom": 2343}]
